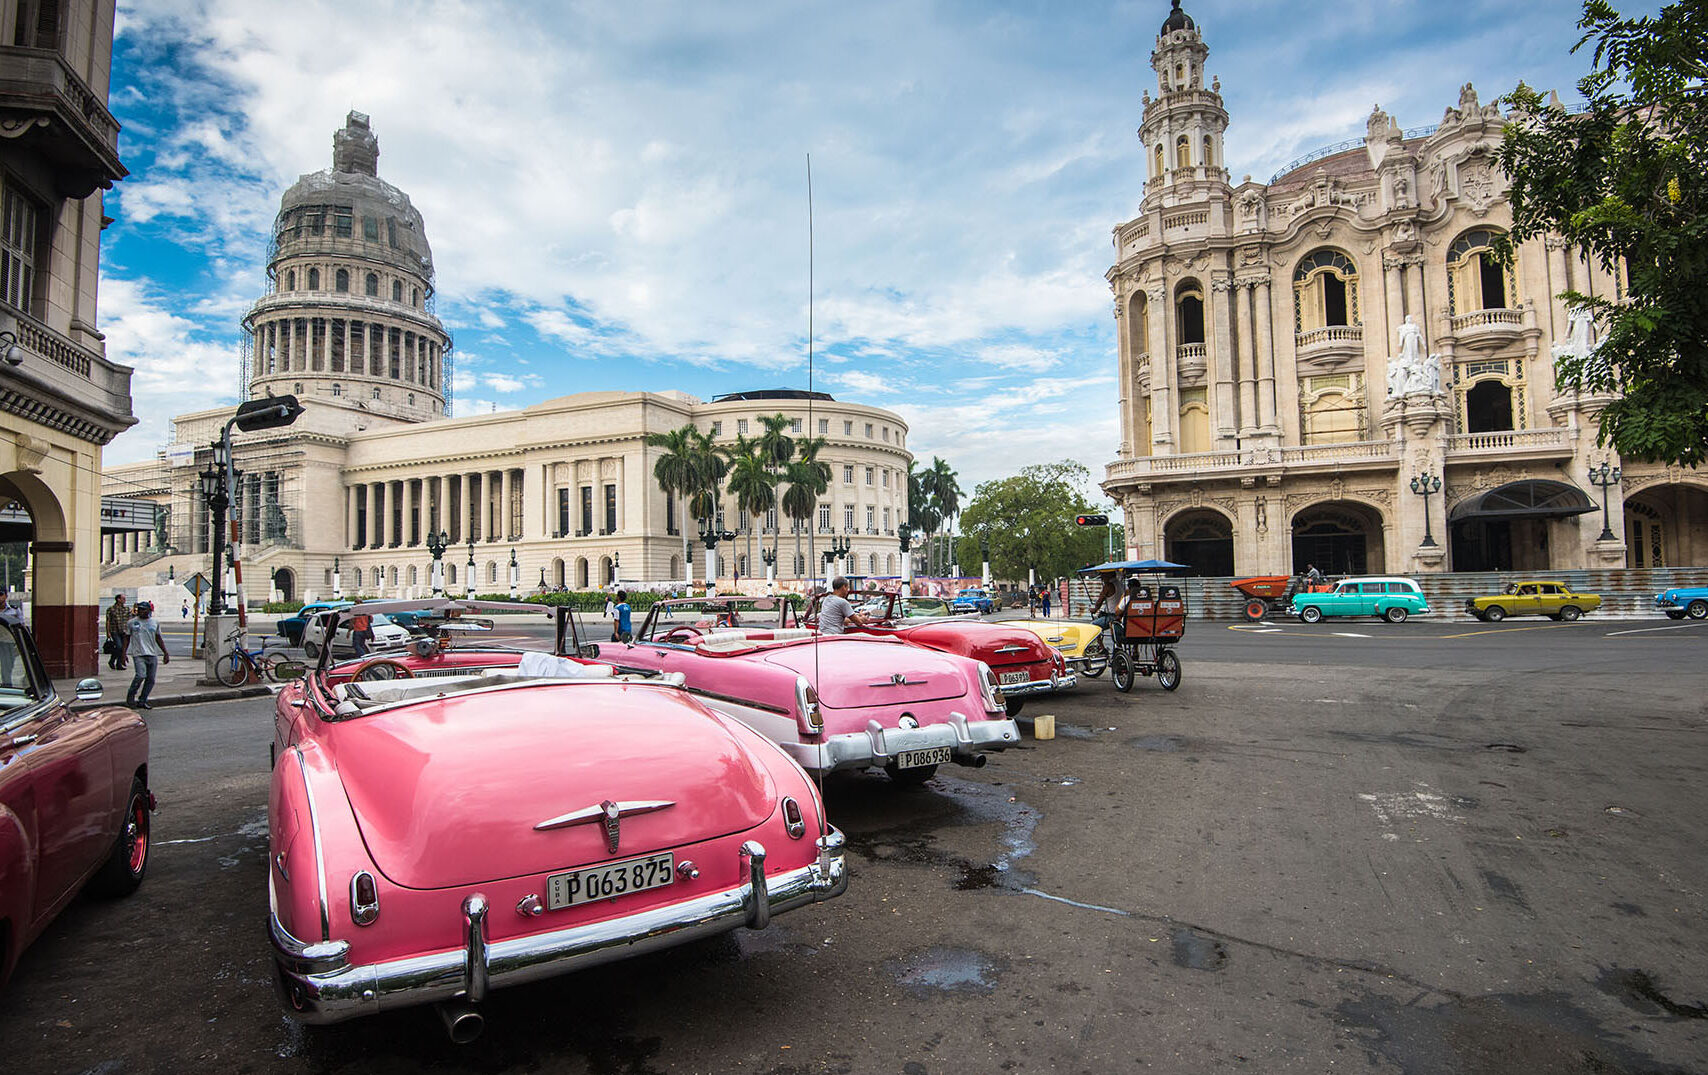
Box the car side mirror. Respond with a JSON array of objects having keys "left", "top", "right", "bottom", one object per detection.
[
  {"left": 271, "top": 660, "right": 307, "bottom": 680},
  {"left": 578, "top": 644, "right": 600, "bottom": 659},
  {"left": 75, "top": 677, "right": 103, "bottom": 702}
]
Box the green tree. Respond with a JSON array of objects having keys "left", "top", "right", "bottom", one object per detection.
[
  {"left": 1499, "top": 0, "right": 1708, "bottom": 465},
  {"left": 925, "top": 457, "right": 963, "bottom": 575},
  {"left": 724, "top": 434, "right": 775, "bottom": 577},
  {"left": 644, "top": 423, "right": 701, "bottom": 577},
  {"left": 907, "top": 460, "right": 942, "bottom": 577},
  {"left": 755, "top": 413, "right": 796, "bottom": 563},
  {"left": 952, "top": 461, "right": 1110, "bottom": 583},
  {"left": 783, "top": 435, "right": 831, "bottom": 577}
]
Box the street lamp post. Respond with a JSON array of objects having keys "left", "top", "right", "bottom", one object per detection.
[
  {"left": 1409, "top": 471, "right": 1443, "bottom": 548},
  {"left": 821, "top": 532, "right": 853, "bottom": 581},
  {"left": 979, "top": 535, "right": 992, "bottom": 588},
  {"left": 697, "top": 527, "right": 736, "bottom": 593},
  {"left": 1588, "top": 461, "right": 1623, "bottom": 542},
  {"left": 508, "top": 547, "right": 520, "bottom": 599},
  {"left": 465, "top": 540, "right": 476, "bottom": 599},
  {"left": 761, "top": 547, "right": 777, "bottom": 588},
  {"left": 898, "top": 523, "right": 915, "bottom": 595},
  {"left": 425, "top": 529, "right": 449, "bottom": 596},
  {"left": 331, "top": 556, "right": 342, "bottom": 600}
]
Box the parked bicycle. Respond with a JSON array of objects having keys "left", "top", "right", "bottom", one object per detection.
[{"left": 213, "top": 630, "right": 297, "bottom": 686}]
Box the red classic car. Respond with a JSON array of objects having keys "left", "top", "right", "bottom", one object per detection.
[
  {"left": 1, "top": 621, "right": 152, "bottom": 990},
  {"left": 268, "top": 598, "right": 846, "bottom": 1040},
  {"left": 812, "top": 590, "right": 1073, "bottom": 716},
  {"left": 587, "top": 597, "right": 1020, "bottom": 784}
]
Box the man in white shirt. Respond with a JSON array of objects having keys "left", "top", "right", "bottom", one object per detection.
[{"left": 124, "top": 601, "right": 170, "bottom": 710}]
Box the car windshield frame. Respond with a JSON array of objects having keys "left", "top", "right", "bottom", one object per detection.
[
  {"left": 634, "top": 597, "right": 797, "bottom": 644},
  {"left": 0, "top": 622, "right": 51, "bottom": 723}
]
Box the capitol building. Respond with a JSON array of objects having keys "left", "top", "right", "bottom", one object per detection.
[
  {"left": 1104, "top": 2, "right": 1706, "bottom": 577},
  {"left": 103, "top": 114, "right": 910, "bottom": 602}
]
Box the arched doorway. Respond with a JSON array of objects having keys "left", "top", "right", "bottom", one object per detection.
[
  {"left": 1449, "top": 480, "right": 1594, "bottom": 572},
  {"left": 1164, "top": 509, "right": 1234, "bottom": 577},
  {"left": 274, "top": 567, "right": 296, "bottom": 602},
  {"left": 0, "top": 470, "right": 84, "bottom": 676},
  {"left": 669, "top": 555, "right": 682, "bottom": 581},
  {"left": 1291, "top": 502, "right": 1385, "bottom": 576},
  {"left": 551, "top": 557, "right": 566, "bottom": 588},
  {"left": 1624, "top": 483, "right": 1708, "bottom": 567},
  {"left": 600, "top": 556, "right": 614, "bottom": 586},
  {"left": 575, "top": 557, "right": 589, "bottom": 589}
]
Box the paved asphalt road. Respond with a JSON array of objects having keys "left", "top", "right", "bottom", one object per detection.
[{"left": 3, "top": 623, "right": 1705, "bottom": 1073}]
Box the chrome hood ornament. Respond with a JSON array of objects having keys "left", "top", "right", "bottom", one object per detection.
[
  {"left": 534, "top": 799, "right": 675, "bottom": 854},
  {"left": 871, "top": 672, "right": 924, "bottom": 687}
]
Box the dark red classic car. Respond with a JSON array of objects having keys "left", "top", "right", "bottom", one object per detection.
[
  {"left": 810, "top": 590, "right": 1073, "bottom": 715},
  {"left": 0, "top": 620, "right": 152, "bottom": 989}
]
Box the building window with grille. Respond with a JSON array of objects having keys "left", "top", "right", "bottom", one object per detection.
[
  {"left": 818, "top": 418, "right": 828, "bottom": 434},
  {"left": 557, "top": 488, "right": 570, "bottom": 536},
  {"left": 844, "top": 420, "right": 853, "bottom": 435},
  {"left": 580, "top": 486, "right": 593, "bottom": 536},
  {"left": 335, "top": 268, "right": 349, "bottom": 292},
  {"left": 392, "top": 280, "right": 403, "bottom": 302},
  {"left": 334, "top": 207, "right": 353, "bottom": 237},
  {"left": 790, "top": 418, "right": 801, "bottom": 433},
  {"left": 866, "top": 506, "right": 875, "bottom": 532},
  {"left": 604, "top": 484, "right": 617, "bottom": 534},
  {"left": 843, "top": 504, "right": 855, "bottom": 530},
  {"left": 1293, "top": 249, "right": 1360, "bottom": 332},
  {"left": 366, "top": 273, "right": 379, "bottom": 296},
  {"left": 737, "top": 418, "right": 748, "bottom": 434},
  {"left": 308, "top": 268, "right": 320, "bottom": 290},
  {"left": 362, "top": 216, "right": 379, "bottom": 240},
  {"left": 710, "top": 421, "right": 722, "bottom": 436},
  {"left": 1447, "top": 228, "right": 1517, "bottom": 314},
  {"left": 0, "top": 181, "right": 40, "bottom": 313},
  {"left": 818, "top": 504, "right": 831, "bottom": 531},
  {"left": 865, "top": 467, "right": 873, "bottom": 486},
  {"left": 843, "top": 465, "right": 854, "bottom": 484},
  {"left": 864, "top": 423, "right": 874, "bottom": 438}
]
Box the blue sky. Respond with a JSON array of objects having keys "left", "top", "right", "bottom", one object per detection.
[{"left": 98, "top": 0, "right": 1614, "bottom": 498}]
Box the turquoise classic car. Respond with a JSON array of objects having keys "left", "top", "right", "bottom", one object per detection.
[{"left": 1291, "top": 576, "right": 1431, "bottom": 624}]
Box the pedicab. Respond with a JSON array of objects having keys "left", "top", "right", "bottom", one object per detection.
[{"left": 1077, "top": 559, "right": 1188, "bottom": 692}]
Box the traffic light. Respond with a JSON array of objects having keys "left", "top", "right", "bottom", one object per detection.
[{"left": 1075, "top": 513, "right": 1109, "bottom": 527}]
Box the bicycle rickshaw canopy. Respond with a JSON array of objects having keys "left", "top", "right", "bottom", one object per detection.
[{"left": 1077, "top": 559, "right": 1190, "bottom": 574}]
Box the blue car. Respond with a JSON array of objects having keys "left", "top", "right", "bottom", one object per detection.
[
  {"left": 951, "top": 588, "right": 996, "bottom": 615},
  {"left": 1654, "top": 586, "right": 1708, "bottom": 620}
]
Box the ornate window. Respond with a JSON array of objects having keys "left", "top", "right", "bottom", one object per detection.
[
  {"left": 335, "top": 268, "right": 349, "bottom": 292},
  {"left": 365, "top": 273, "right": 379, "bottom": 296},
  {"left": 1153, "top": 144, "right": 1165, "bottom": 178},
  {"left": 1175, "top": 282, "right": 1205, "bottom": 344},
  {"left": 1175, "top": 135, "right": 1192, "bottom": 170},
  {"left": 1202, "top": 136, "right": 1214, "bottom": 169},
  {"left": 1298, "top": 373, "right": 1365, "bottom": 444},
  {"left": 392, "top": 280, "right": 403, "bottom": 302},
  {"left": 1447, "top": 228, "right": 1517, "bottom": 314},
  {"left": 1126, "top": 291, "right": 1150, "bottom": 358},
  {"left": 307, "top": 268, "right": 320, "bottom": 290},
  {"left": 287, "top": 270, "right": 296, "bottom": 291},
  {"left": 1292, "top": 249, "right": 1360, "bottom": 331},
  {"left": 0, "top": 180, "right": 41, "bottom": 311}
]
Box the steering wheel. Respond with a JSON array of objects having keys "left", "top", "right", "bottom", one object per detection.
[
  {"left": 657, "top": 628, "right": 700, "bottom": 645},
  {"left": 353, "top": 658, "right": 415, "bottom": 682}
]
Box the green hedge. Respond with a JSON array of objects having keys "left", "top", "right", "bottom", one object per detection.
[{"left": 259, "top": 600, "right": 304, "bottom": 614}]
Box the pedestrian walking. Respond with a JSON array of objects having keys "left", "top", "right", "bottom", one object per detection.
[
  {"left": 348, "top": 611, "right": 373, "bottom": 658},
  {"left": 104, "top": 593, "right": 129, "bottom": 669},
  {"left": 1040, "top": 587, "right": 1051, "bottom": 618},
  {"left": 0, "top": 596, "right": 21, "bottom": 684},
  {"left": 614, "top": 590, "right": 633, "bottom": 643},
  {"left": 124, "top": 601, "right": 170, "bottom": 710},
  {"left": 181, "top": 600, "right": 190, "bottom": 619}
]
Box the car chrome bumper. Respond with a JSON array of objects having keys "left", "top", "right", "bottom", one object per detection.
[
  {"left": 998, "top": 672, "right": 1076, "bottom": 697},
  {"left": 272, "top": 828, "right": 848, "bottom": 1024},
  {"left": 785, "top": 712, "right": 1020, "bottom": 773}
]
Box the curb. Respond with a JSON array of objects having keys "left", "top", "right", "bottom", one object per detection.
[{"left": 69, "top": 684, "right": 274, "bottom": 712}]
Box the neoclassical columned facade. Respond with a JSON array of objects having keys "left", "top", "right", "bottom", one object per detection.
[
  {"left": 101, "top": 113, "right": 912, "bottom": 603},
  {"left": 1102, "top": 2, "right": 1707, "bottom": 577}
]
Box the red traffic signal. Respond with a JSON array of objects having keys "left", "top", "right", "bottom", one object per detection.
[{"left": 1075, "top": 513, "right": 1109, "bottom": 526}]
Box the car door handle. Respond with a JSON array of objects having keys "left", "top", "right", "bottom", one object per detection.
[{"left": 10, "top": 734, "right": 37, "bottom": 747}]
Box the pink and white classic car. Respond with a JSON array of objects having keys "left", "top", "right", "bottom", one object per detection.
[
  {"left": 810, "top": 590, "right": 1074, "bottom": 716},
  {"left": 268, "top": 599, "right": 847, "bottom": 1040},
  {"left": 587, "top": 597, "right": 1021, "bottom": 785}
]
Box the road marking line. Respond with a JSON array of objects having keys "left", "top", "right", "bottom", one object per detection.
[
  {"left": 1437, "top": 623, "right": 1581, "bottom": 639},
  {"left": 1333, "top": 632, "right": 1371, "bottom": 638},
  {"left": 1605, "top": 622, "right": 1708, "bottom": 636}
]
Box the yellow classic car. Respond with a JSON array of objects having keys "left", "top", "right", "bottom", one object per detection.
[
  {"left": 1004, "top": 619, "right": 1107, "bottom": 678},
  {"left": 1466, "top": 580, "right": 1602, "bottom": 622}
]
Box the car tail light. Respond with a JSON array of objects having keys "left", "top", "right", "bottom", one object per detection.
[
  {"left": 350, "top": 871, "right": 380, "bottom": 925},
  {"left": 781, "top": 797, "right": 806, "bottom": 839},
  {"left": 976, "top": 662, "right": 1005, "bottom": 713},
  {"left": 794, "top": 676, "right": 823, "bottom": 733}
]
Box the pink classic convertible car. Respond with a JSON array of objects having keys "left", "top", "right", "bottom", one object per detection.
[
  {"left": 587, "top": 597, "right": 1021, "bottom": 785},
  {"left": 268, "top": 599, "right": 847, "bottom": 1040}
]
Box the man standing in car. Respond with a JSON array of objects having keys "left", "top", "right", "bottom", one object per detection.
[{"left": 818, "top": 577, "right": 867, "bottom": 635}]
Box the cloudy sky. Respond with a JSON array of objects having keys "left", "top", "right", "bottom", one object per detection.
[{"left": 99, "top": 0, "right": 1611, "bottom": 498}]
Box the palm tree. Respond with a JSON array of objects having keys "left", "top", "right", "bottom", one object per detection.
[
  {"left": 724, "top": 434, "right": 775, "bottom": 579},
  {"left": 908, "top": 460, "right": 933, "bottom": 576},
  {"left": 927, "top": 457, "right": 963, "bottom": 574},
  {"left": 645, "top": 423, "right": 701, "bottom": 579},
  {"left": 784, "top": 436, "right": 831, "bottom": 579},
  {"left": 755, "top": 413, "right": 796, "bottom": 565}
]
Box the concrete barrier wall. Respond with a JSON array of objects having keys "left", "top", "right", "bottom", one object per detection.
[{"left": 1063, "top": 567, "right": 1708, "bottom": 621}]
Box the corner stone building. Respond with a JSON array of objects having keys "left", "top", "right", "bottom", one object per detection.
[
  {"left": 1103, "top": 3, "right": 1706, "bottom": 579},
  {"left": 104, "top": 115, "right": 910, "bottom": 602}
]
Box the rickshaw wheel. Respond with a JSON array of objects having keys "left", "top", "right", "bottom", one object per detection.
[
  {"left": 1156, "top": 649, "right": 1181, "bottom": 691},
  {"left": 1110, "top": 650, "right": 1135, "bottom": 693},
  {"left": 1244, "top": 599, "right": 1267, "bottom": 622}
]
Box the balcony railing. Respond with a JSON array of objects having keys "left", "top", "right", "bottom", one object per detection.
[
  {"left": 1295, "top": 324, "right": 1364, "bottom": 349},
  {"left": 0, "top": 47, "right": 126, "bottom": 195},
  {"left": 1444, "top": 428, "right": 1572, "bottom": 455},
  {"left": 1105, "top": 439, "right": 1396, "bottom": 483},
  {"left": 1448, "top": 308, "right": 1527, "bottom": 335},
  {"left": 1280, "top": 439, "right": 1396, "bottom": 466}
]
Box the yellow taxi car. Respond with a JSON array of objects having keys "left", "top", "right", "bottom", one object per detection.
[
  {"left": 1004, "top": 618, "right": 1108, "bottom": 678},
  {"left": 1466, "top": 580, "right": 1602, "bottom": 622}
]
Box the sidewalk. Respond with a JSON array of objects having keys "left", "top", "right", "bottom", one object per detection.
[{"left": 55, "top": 644, "right": 277, "bottom": 711}]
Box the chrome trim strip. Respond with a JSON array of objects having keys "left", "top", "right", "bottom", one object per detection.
[
  {"left": 273, "top": 828, "right": 847, "bottom": 1024},
  {"left": 533, "top": 799, "right": 675, "bottom": 832},
  {"left": 783, "top": 717, "right": 1020, "bottom": 774},
  {"left": 687, "top": 686, "right": 791, "bottom": 716},
  {"left": 268, "top": 874, "right": 351, "bottom": 975},
  {"left": 292, "top": 748, "right": 332, "bottom": 942},
  {"left": 995, "top": 673, "right": 1077, "bottom": 698},
  {"left": 462, "top": 894, "right": 489, "bottom": 1002},
  {"left": 740, "top": 841, "right": 769, "bottom": 929}
]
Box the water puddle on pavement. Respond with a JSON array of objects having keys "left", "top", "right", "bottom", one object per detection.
[
  {"left": 1594, "top": 967, "right": 1708, "bottom": 1020},
  {"left": 888, "top": 946, "right": 1005, "bottom": 995},
  {"left": 1170, "top": 928, "right": 1229, "bottom": 971}
]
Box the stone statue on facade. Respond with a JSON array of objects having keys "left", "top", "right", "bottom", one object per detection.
[
  {"left": 1386, "top": 315, "right": 1446, "bottom": 399},
  {"left": 1552, "top": 305, "right": 1598, "bottom": 363}
]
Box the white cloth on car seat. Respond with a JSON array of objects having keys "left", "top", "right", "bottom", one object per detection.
[{"left": 517, "top": 650, "right": 614, "bottom": 679}]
